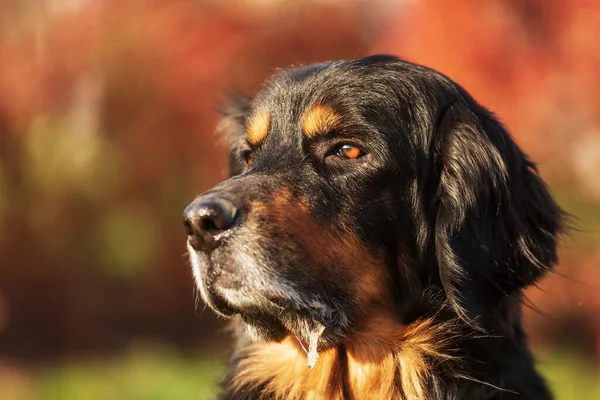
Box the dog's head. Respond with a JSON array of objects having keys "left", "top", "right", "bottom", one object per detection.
[{"left": 184, "top": 55, "right": 564, "bottom": 354}]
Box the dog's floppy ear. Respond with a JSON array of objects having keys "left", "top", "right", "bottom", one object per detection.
[
  {"left": 217, "top": 93, "right": 252, "bottom": 177},
  {"left": 431, "top": 100, "right": 565, "bottom": 325}
]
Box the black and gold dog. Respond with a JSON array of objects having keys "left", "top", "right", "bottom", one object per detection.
[{"left": 183, "top": 55, "right": 565, "bottom": 399}]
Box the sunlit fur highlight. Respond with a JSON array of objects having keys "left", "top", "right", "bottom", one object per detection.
[{"left": 302, "top": 103, "right": 343, "bottom": 138}]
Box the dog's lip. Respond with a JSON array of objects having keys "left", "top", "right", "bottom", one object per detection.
[
  {"left": 195, "top": 254, "right": 335, "bottom": 325},
  {"left": 200, "top": 266, "right": 238, "bottom": 317},
  {"left": 262, "top": 293, "right": 294, "bottom": 310},
  {"left": 207, "top": 278, "right": 302, "bottom": 319},
  {"left": 204, "top": 286, "right": 237, "bottom": 317}
]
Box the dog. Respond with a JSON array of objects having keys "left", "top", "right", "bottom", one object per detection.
[{"left": 183, "top": 55, "right": 565, "bottom": 399}]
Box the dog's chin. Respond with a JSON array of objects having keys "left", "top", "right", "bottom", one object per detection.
[
  {"left": 188, "top": 259, "right": 349, "bottom": 349},
  {"left": 230, "top": 290, "right": 349, "bottom": 354},
  {"left": 198, "top": 280, "right": 348, "bottom": 352},
  {"left": 189, "top": 250, "right": 296, "bottom": 319},
  {"left": 188, "top": 246, "right": 353, "bottom": 350}
]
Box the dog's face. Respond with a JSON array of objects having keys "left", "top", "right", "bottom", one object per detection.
[{"left": 184, "top": 55, "right": 563, "bottom": 353}]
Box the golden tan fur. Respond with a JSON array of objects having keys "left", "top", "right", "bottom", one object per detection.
[
  {"left": 302, "top": 104, "right": 343, "bottom": 138},
  {"left": 247, "top": 110, "right": 270, "bottom": 145},
  {"left": 230, "top": 315, "right": 459, "bottom": 400}
]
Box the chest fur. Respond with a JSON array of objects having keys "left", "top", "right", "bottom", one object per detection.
[{"left": 224, "top": 317, "right": 459, "bottom": 400}]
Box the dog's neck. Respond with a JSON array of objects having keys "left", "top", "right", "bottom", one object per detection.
[{"left": 223, "top": 314, "right": 460, "bottom": 400}]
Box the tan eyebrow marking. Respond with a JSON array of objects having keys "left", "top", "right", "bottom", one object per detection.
[
  {"left": 302, "top": 104, "right": 343, "bottom": 138},
  {"left": 246, "top": 110, "right": 270, "bottom": 145}
]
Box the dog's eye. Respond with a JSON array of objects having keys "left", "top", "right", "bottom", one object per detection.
[
  {"left": 335, "top": 145, "right": 364, "bottom": 159},
  {"left": 243, "top": 151, "right": 254, "bottom": 166}
]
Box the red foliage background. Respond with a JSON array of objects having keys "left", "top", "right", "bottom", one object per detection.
[{"left": 0, "top": 0, "right": 599, "bottom": 365}]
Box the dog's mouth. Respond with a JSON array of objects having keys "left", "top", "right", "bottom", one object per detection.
[
  {"left": 204, "top": 274, "right": 294, "bottom": 319},
  {"left": 188, "top": 245, "right": 346, "bottom": 368},
  {"left": 192, "top": 258, "right": 291, "bottom": 317},
  {"left": 202, "top": 282, "right": 237, "bottom": 317}
]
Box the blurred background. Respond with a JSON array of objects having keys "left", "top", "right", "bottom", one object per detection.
[{"left": 0, "top": 0, "right": 599, "bottom": 399}]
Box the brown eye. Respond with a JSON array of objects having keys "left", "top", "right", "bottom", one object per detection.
[
  {"left": 244, "top": 151, "right": 254, "bottom": 166},
  {"left": 336, "top": 145, "right": 363, "bottom": 159}
]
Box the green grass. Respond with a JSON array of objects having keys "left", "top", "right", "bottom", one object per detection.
[
  {"left": 0, "top": 345, "right": 598, "bottom": 399},
  {"left": 1, "top": 344, "right": 227, "bottom": 400},
  {"left": 538, "top": 349, "right": 600, "bottom": 400},
  {"left": 37, "top": 351, "right": 225, "bottom": 400}
]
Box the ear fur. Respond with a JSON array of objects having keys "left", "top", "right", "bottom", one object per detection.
[
  {"left": 432, "top": 101, "right": 565, "bottom": 325},
  {"left": 217, "top": 93, "right": 252, "bottom": 177}
]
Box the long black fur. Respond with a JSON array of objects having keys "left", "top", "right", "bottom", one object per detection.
[{"left": 185, "top": 55, "right": 566, "bottom": 399}]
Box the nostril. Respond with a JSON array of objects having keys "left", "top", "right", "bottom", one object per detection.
[{"left": 200, "top": 217, "right": 222, "bottom": 236}]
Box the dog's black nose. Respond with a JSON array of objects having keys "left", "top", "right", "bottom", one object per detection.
[{"left": 183, "top": 195, "right": 240, "bottom": 251}]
